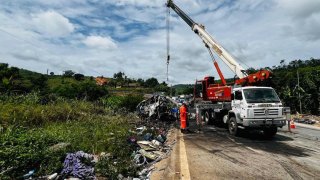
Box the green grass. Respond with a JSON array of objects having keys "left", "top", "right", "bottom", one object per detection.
[{"left": 0, "top": 93, "right": 141, "bottom": 179}]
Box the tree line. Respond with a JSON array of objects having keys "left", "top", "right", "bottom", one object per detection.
[
  {"left": 252, "top": 58, "right": 320, "bottom": 115},
  {"left": 0, "top": 63, "right": 171, "bottom": 100}
]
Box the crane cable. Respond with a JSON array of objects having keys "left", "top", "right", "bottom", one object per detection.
[{"left": 166, "top": 6, "right": 170, "bottom": 82}]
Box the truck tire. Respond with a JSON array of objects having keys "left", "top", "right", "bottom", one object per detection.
[
  {"left": 228, "top": 117, "right": 239, "bottom": 136},
  {"left": 204, "top": 111, "right": 212, "bottom": 125},
  {"left": 263, "top": 127, "right": 277, "bottom": 138}
]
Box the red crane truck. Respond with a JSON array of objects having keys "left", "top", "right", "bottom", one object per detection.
[{"left": 167, "top": 0, "right": 291, "bottom": 137}]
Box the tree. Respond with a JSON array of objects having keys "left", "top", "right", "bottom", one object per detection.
[
  {"left": 145, "top": 77, "right": 159, "bottom": 88},
  {"left": 113, "top": 72, "right": 125, "bottom": 79},
  {"left": 31, "top": 75, "right": 48, "bottom": 91},
  {"left": 280, "top": 59, "right": 285, "bottom": 68},
  {"left": 74, "top": 73, "right": 85, "bottom": 81},
  {"left": 113, "top": 72, "right": 125, "bottom": 86},
  {"left": 137, "top": 78, "right": 145, "bottom": 86},
  {"left": 50, "top": 72, "right": 54, "bottom": 76}
]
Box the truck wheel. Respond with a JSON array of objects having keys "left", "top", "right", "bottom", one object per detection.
[
  {"left": 204, "top": 111, "right": 212, "bottom": 125},
  {"left": 263, "top": 127, "right": 277, "bottom": 138},
  {"left": 228, "top": 117, "right": 239, "bottom": 136}
]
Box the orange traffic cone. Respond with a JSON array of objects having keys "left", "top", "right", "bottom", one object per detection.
[{"left": 290, "top": 120, "right": 296, "bottom": 129}]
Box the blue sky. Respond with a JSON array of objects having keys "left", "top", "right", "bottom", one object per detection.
[{"left": 0, "top": 0, "right": 320, "bottom": 84}]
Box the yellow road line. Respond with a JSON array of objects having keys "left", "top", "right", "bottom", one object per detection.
[{"left": 180, "top": 133, "right": 191, "bottom": 180}]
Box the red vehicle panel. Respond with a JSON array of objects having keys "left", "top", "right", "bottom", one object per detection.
[{"left": 207, "top": 85, "right": 231, "bottom": 102}]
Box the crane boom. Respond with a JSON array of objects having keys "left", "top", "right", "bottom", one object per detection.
[{"left": 166, "top": 0, "right": 246, "bottom": 79}]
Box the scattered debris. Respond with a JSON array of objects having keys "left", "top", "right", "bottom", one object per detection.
[
  {"left": 292, "top": 114, "right": 320, "bottom": 126},
  {"left": 23, "top": 170, "right": 35, "bottom": 179},
  {"left": 16, "top": 97, "right": 177, "bottom": 180},
  {"left": 294, "top": 118, "right": 317, "bottom": 124},
  {"left": 136, "top": 95, "right": 176, "bottom": 120},
  {"left": 127, "top": 112, "right": 176, "bottom": 180},
  {"left": 133, "top": 153, "right": 147, "bottom": 167},
  {"left": 47, "top": 173, "right": 58, "bottom": 180},
  {"left": 61, "top": 151, "right": 96, "bottom": 180}
]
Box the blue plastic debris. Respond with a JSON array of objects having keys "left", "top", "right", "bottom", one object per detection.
[
  {"left": 143, "top": 133, "right": 153, "bottom": 141},
  {"left": 61, "top": 151, "right": 96, "bottom": 180}
]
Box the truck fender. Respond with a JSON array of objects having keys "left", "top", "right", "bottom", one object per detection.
[
  {"left": 227, "top": 111, "right": 242, "bottom": 123},
  {"left": 225, "top": 111, "right": 235, "bottom": 124}
]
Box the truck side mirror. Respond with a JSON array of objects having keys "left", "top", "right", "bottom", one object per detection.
[{"left": 235, "top": 91, "right": 243, "bottom": 100}]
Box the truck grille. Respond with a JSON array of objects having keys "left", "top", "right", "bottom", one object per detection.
[{"left": 254, "top": 109, "right": 279, "bottom": 117}]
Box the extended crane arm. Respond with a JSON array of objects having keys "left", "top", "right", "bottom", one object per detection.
[{"left": 166, "top": 0, "right": 247, "bottom": 79}]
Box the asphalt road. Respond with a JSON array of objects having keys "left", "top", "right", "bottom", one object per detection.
[
  {"left": 289, "top": 124, "right": 320, "bottom": 141},
  {"left": 179, "top": 122, "right": 320, "bottom": 180}
]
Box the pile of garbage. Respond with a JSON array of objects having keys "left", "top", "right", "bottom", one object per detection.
[
  {"left": 21, "top": 97, "right": 177, "bottom": 180},
  {"left": 294, "top": 118, "right": 317, "bottom": 124},
  {"left": 127, "top": 119, "right": 175, "bottom": 179},
  {"left": 26, "top": 121, "right": 175, "bottom": 180},
  {"left": 293, "top": 114, "right": 320, "bottom": 125},
  {"left": 136, "top": 95, "right": 176, "bottom": 121}
]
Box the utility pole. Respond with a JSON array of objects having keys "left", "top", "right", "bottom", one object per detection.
[{"left": 297, "top": 70, "right": 302, "bottom": 114}]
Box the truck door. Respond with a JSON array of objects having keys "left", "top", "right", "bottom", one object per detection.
[{"left": 232, "top": 90, "right": 243, "bottom": 118}]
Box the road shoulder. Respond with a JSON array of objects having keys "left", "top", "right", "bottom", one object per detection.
[{"left": 150, "top": 128, "right": 181, "bottom": 180}]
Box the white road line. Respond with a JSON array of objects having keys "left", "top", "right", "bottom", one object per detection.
[
  {"left": 227, "top": 136, "right": 242, "bottom": 145},
  {"left": 246, "top": 147, "right": 263, "bottom": 154},
  {"left": 180, "top": 133, "right": 191, "bottom": 180},
  {"left": 227, "top": 136, "right": 262, "bottom": 154}
]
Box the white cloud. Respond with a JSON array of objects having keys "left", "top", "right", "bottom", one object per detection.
[
  {"left": 83, "top": 35, "right": 117, "bottom": 49},
  {"left": 32, "top": 11, "right": 75, "bottom": 37},
  {"left": 277, "top": 0, "right": 320, "bottom": 18},
  {"left": 0, "top": 0, "right": 320, "bottom": 84},
  {"left": 110, "top": 0, "right": 164, "bottom": 7}
]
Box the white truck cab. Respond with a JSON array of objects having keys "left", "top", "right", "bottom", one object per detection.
[{"left": 226, "top": 86, "right": 290, "bottom": 137}]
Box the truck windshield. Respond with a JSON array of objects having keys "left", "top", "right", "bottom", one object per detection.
[{"left": 243, "top": 88, "right": 280, "bottom": 103}]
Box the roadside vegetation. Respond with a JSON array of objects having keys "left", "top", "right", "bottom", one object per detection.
[
  {"left": 0, "top": 93, "right": 143, "bottom": 179},
  {"left": 253, "top": 58, "right": 320, "bottom": 115},
  {"left": 0, "top": 58, "right": 319, "bottom": 178},
  {"left": 0, "top": 63, "right": 151, "bottom": 179}
]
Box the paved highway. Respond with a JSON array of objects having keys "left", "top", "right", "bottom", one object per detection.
[{"left": 152, "top": 121, "right": 320, "bottom": 180}]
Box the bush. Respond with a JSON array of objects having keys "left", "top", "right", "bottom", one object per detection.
[
  {"left": 52, "top": 81, "right": 108, "bottom": 101},
  {"left": 102, "top": 95, "right": 143, "bottom": 112},
  {"left": 0, "top": 93, "right": 141, "bottom": 179},
  {"left": 0, "top": 94, "right": 105, "bottom": 128},
  {"left": 0, "top": 97, "right": 139, "bottom": 179},
  {"left": 0, "top": 127, "right": 68, "bottom": 179}
]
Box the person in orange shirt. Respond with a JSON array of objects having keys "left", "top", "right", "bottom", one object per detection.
[{"left": 179, "top": 103, "right": 188, "bottom": 133}]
